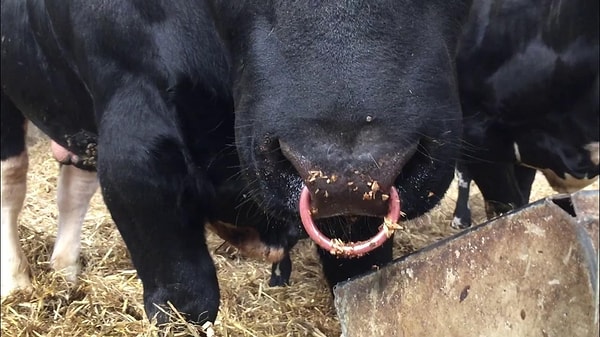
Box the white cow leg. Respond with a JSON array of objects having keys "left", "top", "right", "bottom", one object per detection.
[
  {"left": 50, "top": 164, "right": 98, "bottom": 282},
  {"left": 1, "top": 151, "right": 32, "bottom": 297}
]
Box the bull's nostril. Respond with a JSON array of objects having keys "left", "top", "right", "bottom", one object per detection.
[
  {"left": 257, "top": 136, "right": 295, "bottom": 172},
  {"left": 259, "top": 135, "right": 278, "bottom": 154},
  {"left": 279, "top": 140, "right": 309, "bottom": 177}
]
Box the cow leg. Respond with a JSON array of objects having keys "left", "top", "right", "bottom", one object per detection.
[
  {"left": 96, "top": 85, "right": 219, "bottom": 325},
  {"left": 269, "top": 254, "right": 293, "bottom": 287},
  {"left": 468, "top": 162, "right": 526, "bottom": 220},
  {"left": 514, "top": 165, "right": 537, "bottom": 203},
  {"left": 268, "top": 223, "right": 301, "bottom": 287},
  {"left": 50, "top": 162, "right": 98, "bottom": 282},
  {"left": 264, "top": 220, "right": 302, "bottom": 287},
  {"left": 452, "top": 163, "right": 473, "bottom": 229},
  {"left": 1, "top": 95, "right": 31, "bottom": 297},
  {"left": 1, "top": 152, "right": 31, "bottom": 297}
]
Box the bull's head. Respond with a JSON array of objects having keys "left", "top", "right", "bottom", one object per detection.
[{"left": 210, "top": 1, "right": 472, "bottom": 256}]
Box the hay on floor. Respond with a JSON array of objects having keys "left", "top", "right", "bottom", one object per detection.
[{"left": 2, "top": 128, "right": 597, "bottom": 336}]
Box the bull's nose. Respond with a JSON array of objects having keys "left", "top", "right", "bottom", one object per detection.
[
  {"left": 303, "top": 169, "right": 393, "bottom": 218},
  {"left": 280, "top": 140, "right": 410, "bottom": 218}
]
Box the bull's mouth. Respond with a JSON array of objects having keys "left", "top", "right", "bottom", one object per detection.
[{"left": 298, "top": 185, "right": 402, "bottom": 257}]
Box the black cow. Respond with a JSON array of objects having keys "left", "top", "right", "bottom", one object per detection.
[
  {"left": 1, "top": 0, "right": 472, "bottom": 328},
  {"left": 451, "top": 0, "right": 599, "bottom": 229}
]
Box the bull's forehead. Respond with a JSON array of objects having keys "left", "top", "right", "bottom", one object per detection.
[
  {"left": 243, "top": 21, "right": 414, "bottom": 114},
  {"left": 251, "top": 2, "right": 448, "bottom": 63},
  {"left": 233, "top": 3, "right": 462, "bottom": 120},
  {"left": 268, "top": 2, "right": 422, "bottom": 49}
]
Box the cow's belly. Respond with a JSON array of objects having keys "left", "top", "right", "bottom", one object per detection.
[{"left": 1, "top": 0, "right": 96, "bottom": 158}]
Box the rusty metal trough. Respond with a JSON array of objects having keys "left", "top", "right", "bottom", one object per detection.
[{"left": 334, "top": 190, "right": 599, "bottom": 337}]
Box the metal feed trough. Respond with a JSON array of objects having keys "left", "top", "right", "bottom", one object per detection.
[{"left": 334, "top": 190, "right": 599, "bottom": 337}]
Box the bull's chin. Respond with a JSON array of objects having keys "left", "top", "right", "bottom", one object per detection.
[{"left": 298, "top": 186, "right": 401, "bottom": 258}]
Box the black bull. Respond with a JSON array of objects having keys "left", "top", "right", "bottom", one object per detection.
[{"left": 1, "top": 0, "right": 471, "bottom": 325}]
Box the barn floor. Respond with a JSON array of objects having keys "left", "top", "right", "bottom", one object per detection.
[{"left": 1, "top": 127, "right": 598, "bottom": 337}]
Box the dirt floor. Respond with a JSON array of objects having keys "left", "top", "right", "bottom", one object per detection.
[{"left": 1, "top": 127, "right": 598, "bottom": 337}]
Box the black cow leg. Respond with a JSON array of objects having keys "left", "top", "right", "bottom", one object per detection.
[
  {"left": 262, "top": 219, "right": 303, "bottom": 287},
  {"left": 515, "top": 165, "right": 537, "bottom": 203},
  {"left": 452, "top": 163, "right": 474, "bottom": 229},
  {"left": 96, "top": 86, "right": 219, "bottom": 325},
  {"left": 469, "top": 162, "right": 527, "bottom": 220},
  {"left": 269, "top": 254, "right": 292, "bottom": 287},
  {"left": 267, "top": 228, "right": 297, "bottom": 287}
]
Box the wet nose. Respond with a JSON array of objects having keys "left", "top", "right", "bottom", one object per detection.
[{"left": 280, "top": 140, "right": 409, "bottom": 218}]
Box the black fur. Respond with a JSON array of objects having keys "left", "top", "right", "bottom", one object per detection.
[
  {"left": 452, "top": 0, "right": 599, "bottom": 228},
  {"left": 2, "top": 0, "right": 472, "bottom": 326}
]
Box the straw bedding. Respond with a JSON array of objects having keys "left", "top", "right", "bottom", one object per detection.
[{"left": 2, "top": 127, "right": 597, "bottom": 337}]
